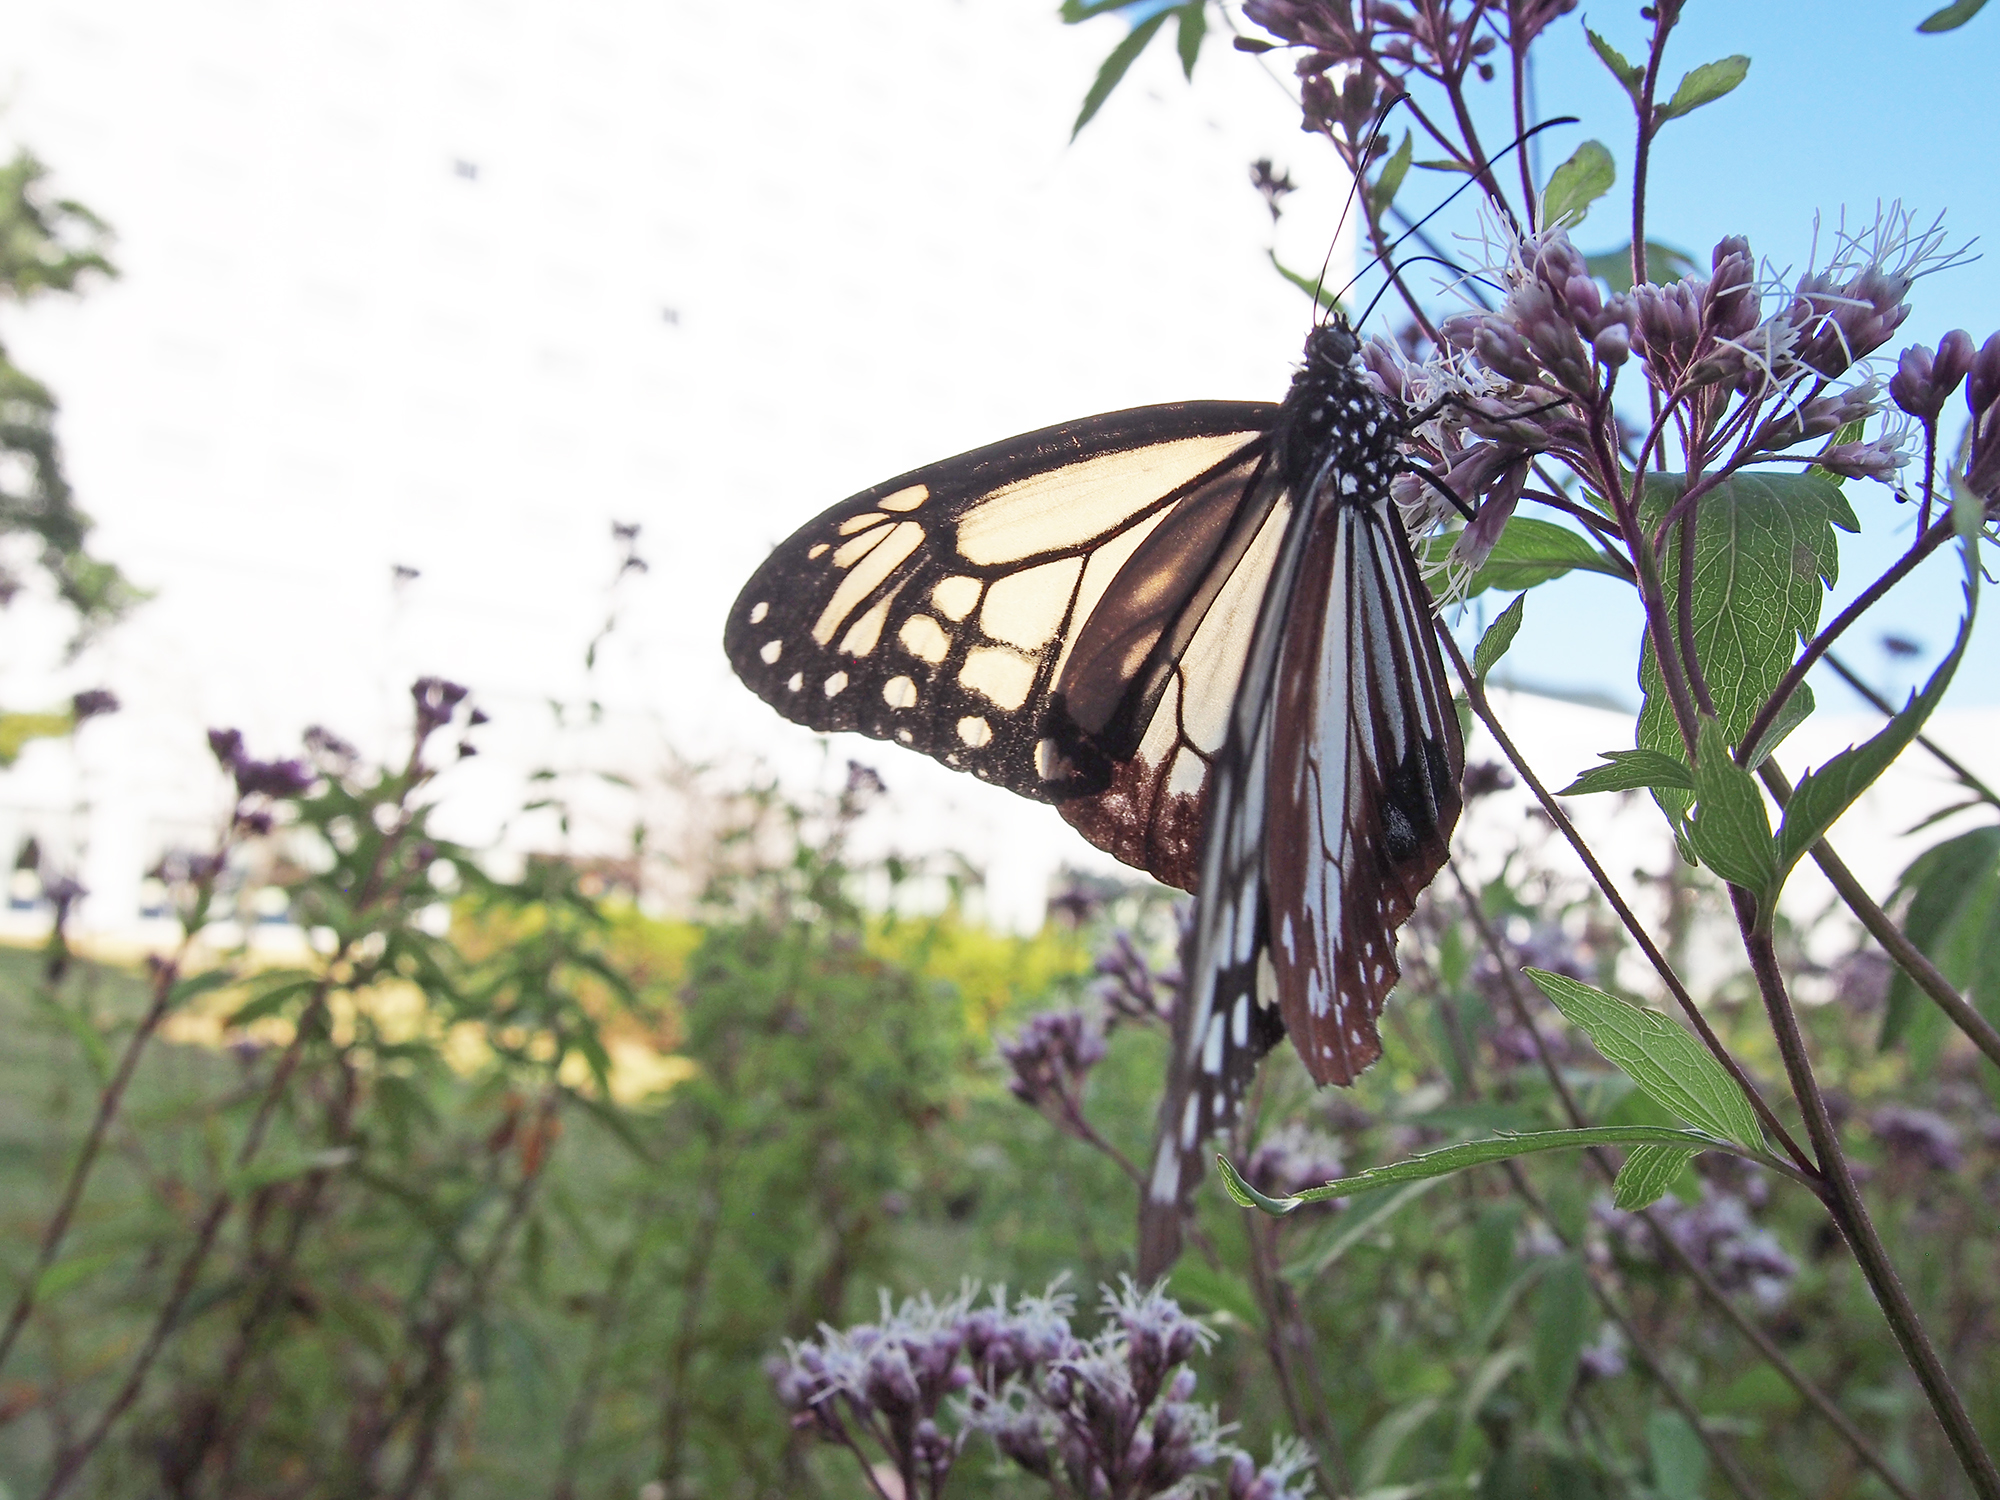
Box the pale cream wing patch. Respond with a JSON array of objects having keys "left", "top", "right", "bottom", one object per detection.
[{"left": 724, "top": 403, "right": 1279, "bottom": 813}]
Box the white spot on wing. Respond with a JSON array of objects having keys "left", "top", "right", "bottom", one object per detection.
[
  {"left": 959, "top": 647, "right": 1036, "bottom": 711},
  {"left": 748, "top": 602, "right": 769, "bottom": 624},
  {"left": 899, "top": 614, "right": 950, "bottom": 663},
  {"left": 981, "top": 557, "right": 1082, "bottom": 651},
  {"left": 786, "top": 673, "right": 803, "bottom": 692},
  {"left": 823, "top": 671, "right": 848, "bottom": 696},
  {"left": 932, "top": 576, "right": 981, "bottom": 621},
  {"left": 838, "top": 512, "right": 888, "bottom": 535},
  {"left": 759, "top": 640, "right": 782, "bottom": 664},
  {"left": 883, "top": 676, "right": 917, "bottom": 709},
  {"left": 808, "top": 543, "right": 829, "bottom": 559},
  {"left": 839, "top": 594, "right": 893, "bottom": 656},
  {"left": 878, "top": 484, "right": 928, "bottom": 512},
  {"left": 1176, "top": 498, "right": 1293, "bottom": 754},
  {"left": 813, "top": 522, "right": 924, "bottom": 646},
  {"left": 957, "top": 716, "right": 993, "bottom": 747},
  {"left": 1202, "top": 1013, "right": 1224, "bottom": 1074}
]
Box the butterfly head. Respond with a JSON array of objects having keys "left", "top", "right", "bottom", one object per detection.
[{"left": 1302, "top": 314, "right": 1364, "bottom": 374}]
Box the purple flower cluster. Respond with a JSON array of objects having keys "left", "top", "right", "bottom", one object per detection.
[
  {"left": 1870, "top": 1105, "right": 1963, "bottom": 1175},
  {"left": 772, "top": 1281, "right": 1307, "bottom": 1500},
  {"left": 207, "top": 726, "right": 315, "bottom": 834},
  {"left": 1092, "top": 928, "right": 1179, "bottom": 1028},
  {"left": 1240, "top": 1, "right": 1574, "bottom": 139},
  {"left": 1597, "top": 1186, "right": 1797, "bottom": 1307},
  {"left": 998, "top": 1009, "right": 1107, "bottom": 1110}
]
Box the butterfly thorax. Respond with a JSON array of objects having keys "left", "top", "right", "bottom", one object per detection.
[{"left": 1274, "top": 320, "right": 1402, "bottom": 505}]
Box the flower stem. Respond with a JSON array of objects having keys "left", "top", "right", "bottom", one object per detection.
[{"left": 1733, "top": 891, "right": 2000, "bottom": 1497}]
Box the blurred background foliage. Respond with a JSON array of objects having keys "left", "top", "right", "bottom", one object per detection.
[{"left": 0, "top": 728, "right": 1993, "bottom": 1497}]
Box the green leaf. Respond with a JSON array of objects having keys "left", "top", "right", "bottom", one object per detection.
[
  {"left": 1466, "top": 1203, "right": 1522, "bottom": 1324},
  {"left": 1743, "top": 682, "right": 1813, "bottom": 769},
  {"left": 0, "top": 709, "right": 76, "bottom": 766},
  {"left": 1530, "top": 1254, "right": 1590, "bottom": 1430},
  {"left": 1882, "top": 825, "right": 2000, "bottom": 1049},
  {"left": 1648, "top": 1410, "right": 1711, "bottom": 1500},
  {"left": 1687, "top": 715, "right": 1778, "bottom": 907},
  {"left": 1585, "top": 26, "right": 1644, "bottom": 99},
  {"left": 1218, "top": 1125, "right": 1724, "bottom": 1212},
  {"left": 1072, "top": 9, "right": 1172, "bottom": 138},
  {"left": 226, "top": 1146, "right": 357, "bottom": 1196},
  {"left": 1655, "top": 55, "right": 1750, "bottom": 122},
  {"left": 1422, "top": 515, "right": 1625, "bottom": 599},
  {"left": 1920, "top": 0, "right": 1988, "bottom": 30},
  {"left": 1060, "top": 0, "right": 1136, "bottom": 20},
  {"left": 1472, "top": 595, "right": 1526, "bottom": 683},
  {"left": 168, "top": 967, "right": 239, "bottom": 1007},
  {"left": 1525, "top": 967, "right": 1767, "bottom": 1151},
  {"left": 1287, "top": 1178, "right": 1444, "bottom": 1280},
  {"left": 1369, "top": 131, "right": 1414, "bottom": 225},
  {"left": 1774, "top": 537, "right": 1977, "bottom": 888},
  {"left": 31, "top": 1249, "right": 122, "bottom": 1304},
  {"left": 1586, "top": 240, "right": 1698, "bottom": 293},
  {"left": 1613, "top": 1144, "right": 1696, "bottom": 1210},
  {"left": 1557, "top": 748, "right": 1694, "bottom": 796},
  {"left": 1267, "top": 249, "right": 1341, "bottom": 313},
  {"left": 1541, "top": 140, "right": 1615, "bottom": 229},
  {"left": 1634, "top": 469, "right": 1855, "bottom": 841},
  {"left": 1168, "top": 1260, "right": 1260, "bottom": 1327},
  {"left": 1173, "top": 1, "right": 1204, "bottom": 78},
  {"left": 1356, "top": 1397, "right": 1444, "bottom": 1493}
]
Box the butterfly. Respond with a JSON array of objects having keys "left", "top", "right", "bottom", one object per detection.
[{"left": 724, "top": 311, "right": 1464, "bottom": 1249}]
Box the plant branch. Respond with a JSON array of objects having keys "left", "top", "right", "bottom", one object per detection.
[
  {"left": 1823, "top": 651, "right": 2000, "bottom": 808},
  {"left": 1757, "top": 760, "right": 2000, "bottom": 1072},
  {"left": 1502, "top": 1162, "right": 1766, "bottom": 1500},
  {"left": 1733, "top": 891, "right": 2000, "bottom": 1497},
  {"left": 1437, "top": 622, "right": 1815, "bottom": 1172},
  {"left": 1629, "top": 8, "right": 1678, "bottom": 291},
  {"left": 0, "top": 958, "right": 179, "bottom": 1376},
  {"left": 1451, "top": 864, "right": 1918, "bottom": 1500}
]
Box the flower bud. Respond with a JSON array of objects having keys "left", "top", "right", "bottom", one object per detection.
[
  {"left": 1815, "top": 439, "right": 1910, "bottom": 483},
  {"left": 1891, "top": 343, "right": 1945, "bottom": 421},
  {"left": 1967, "top": 330, "right": 2000, "bottom": 421},
  {"left": 1593, "top": 323, "right": 1631, "bottom": 369}
]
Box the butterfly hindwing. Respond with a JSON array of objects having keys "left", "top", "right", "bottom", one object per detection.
[
  {"left": 725, "top": 401, "right": 1284, "bottom": 890},
  {"left": 1265, "top": 501, "right": 1463, "bottom": 1085}
]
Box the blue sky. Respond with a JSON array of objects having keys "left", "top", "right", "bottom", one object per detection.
[
  {"left": 1509, "top": 3, "right": 1995, "bottom": 712},
  {"left": 1207, "top": 1, "right": 1997, "bottom": 712}
]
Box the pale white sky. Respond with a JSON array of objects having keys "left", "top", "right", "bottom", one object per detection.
[{"left": 0, "top": 0, "right": 1991, "bottom": 935}]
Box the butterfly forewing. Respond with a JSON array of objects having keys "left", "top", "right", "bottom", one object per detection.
[{"left": 725, "top": 401, "right": 1282, "bottom": 890}]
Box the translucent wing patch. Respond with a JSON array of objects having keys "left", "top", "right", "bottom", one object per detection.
[{"left": 725, "top": 402, "right": 1282, "bottom": 889}]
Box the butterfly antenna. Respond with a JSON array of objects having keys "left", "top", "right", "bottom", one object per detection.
[
  {"left": 1336, "top": 115, "right": 1579, "bottom": 307},
  {"left": 1356, "top": 255, "right": 1505, "bottom": 330},
  {"left": 1310, "top": 91, "right": 1410, "bottom": 326}
]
